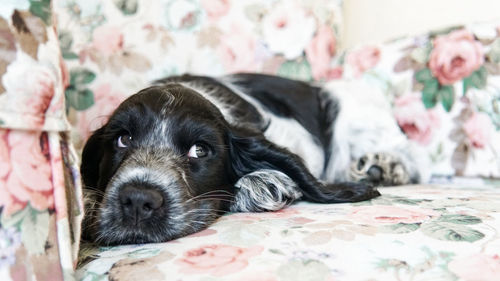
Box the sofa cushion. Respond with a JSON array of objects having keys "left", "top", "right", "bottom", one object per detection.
[{"left": 77, "top": 181, "right": 500, "bottom": 281}]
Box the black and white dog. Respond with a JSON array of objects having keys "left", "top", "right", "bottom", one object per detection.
[{"left": 81, "top": 74, "right": 426, "bottom": 245}]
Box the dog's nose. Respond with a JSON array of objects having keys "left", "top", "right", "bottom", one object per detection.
[
  {"left": 367, "top": 165, "right": 383, "bottom": 182},
  {"left": 119, "top": 185, "right": 164, "bottom": 223}
]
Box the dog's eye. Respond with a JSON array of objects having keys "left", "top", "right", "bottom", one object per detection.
[
  {"left": 187, "top": 144, "right": 208, "bottom": 158},
  {"left": 117, "top": 134, "right": 132, "bottom": 148}
]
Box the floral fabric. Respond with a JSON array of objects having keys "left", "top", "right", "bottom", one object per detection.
[
  {"left": 1, "top": 0, "right": 499, "bottom": 280},
  {"left": 0, "top": 0, "right": 69, "bottom": 132},
  {"left": 53, "top": 0, "right": 344, "bottom": 148},
  {"left": 77, "top": 181, "right": 500, "bottom": 281},
  {"left": 0, "top": 129, "right": 83, "bottom": 281},
  {"left": 0, "top": 1, "right": 83, "bottom": 280},
  {"left": 338, "top": 24, "right": 500, "bottom": 178},
  {"left": 55, "top": 0, "right": 499, "bottom": 178}
]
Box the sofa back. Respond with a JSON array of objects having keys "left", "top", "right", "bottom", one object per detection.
[{"left": 54, "top": 0, "right": 500, "bottom": 178}]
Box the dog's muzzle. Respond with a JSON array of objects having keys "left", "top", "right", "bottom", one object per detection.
[{"left": 118, "top": 183, "right": 165, "bottom": 225}]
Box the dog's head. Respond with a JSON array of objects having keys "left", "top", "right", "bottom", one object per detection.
[
  {"left": 81, "top": 84, "right": 240, "bottom": 244},
  {"left": 81, "top": 83, "right": 379, "bottom": 245}
]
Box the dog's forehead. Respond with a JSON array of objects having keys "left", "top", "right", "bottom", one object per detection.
[
  {"left": 109, "top": 84, "right": 225, "bottom": 148},
  {"left": 127, "top": 84, "right": 218, "bottom": 113}
]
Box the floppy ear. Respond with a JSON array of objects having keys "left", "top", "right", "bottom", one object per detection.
[
  {"left": 227, "top": 127, "right": 380, "bottom": 212},
  {"left": 80, "top": 127, "right": 105, "bottom": 189},
  {"left": 80, "top": 127, "right": 107, "bottom": 242}
]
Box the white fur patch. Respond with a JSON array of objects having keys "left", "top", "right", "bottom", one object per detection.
[
  {"left": 264, "top": 115, "right": 325, "bottom": 178},
  {"left": 220, "top": 77, "right": 325, "bottom": 178},
  {"left": 176, "top": 81, "right": 238, "bottom": 124},
  {"left": 322, "top": 80, "right": 429, "bottom": 183},
  {"left": 199, "top": 77, "right": 326, "bottom": 178},
  {"left": 230, "top": 169, "right": 303, "bottom": 212}
]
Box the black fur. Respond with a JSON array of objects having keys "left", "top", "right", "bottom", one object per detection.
[{"left": 228, "top": 126, "right": 378, "bottom": 203}]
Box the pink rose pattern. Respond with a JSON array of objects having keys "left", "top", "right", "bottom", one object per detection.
[
  {"left": 463, "top": 112, "right": 493, "bottom": 149},
  {"left": 57, "top": 1, "right": 343, "bottom": 149},
  {"left": 393, "top": 93, "right": 440, "bottom": 145},
  {"left": 349, "top": 205, "right": 439, "bottom": 225},
  {"left": 201, "top": 0, "right": 230, "bottom": 19},
  {"left": 1, "top": 53, "right": 58, "bottom": 129},
  {"left": 91, "top": 25, "right": 124, "bottom": 56},
  {"left": 175, "top": 244, "right": 263, "bottom": 276},
  {"left": 345, "top": 45, "right": 381, "bottom": 77},
  {"left": 217, "top": 24, "right": 258, "bottom": 73},
  {"left": 55, "top": 0, "right": 499, "bottom": 178},
  {"left": 339, "top": 27, "right": 497, "bottom": 176},
  {"left": 81, "top": 184, "right": 500, "bottom": 281},
  {"left": 77, "top": 83, "right": 127, "bottom": 142},
  {"left": 305, "top": 25, "right": 339, "bottom": 80},
  {"left": 429, "top": 29, "right": 484, "bottom": 85},
  {"left": 0, "top": 4, "right": 67, "bottom": 132},
  {"left": 0, "top": 130, "right": 54, "bottom": 216},
  {"left": 0, "top": 3, "right": 82, "bottom": 280},
  {"left": 24, "top": 71, "right": 55, "bottom": 128},
  {"left": 448, "top": 254, "right": 500, "bottom": 281}
]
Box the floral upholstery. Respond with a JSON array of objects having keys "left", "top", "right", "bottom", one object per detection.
[
  {"left": 71, "top": 9, "right": 500, "bottom": 279},
  {"left": 56, "top": 0, "right": 499, "bottom": 177},
  {"left": 78, "top": 181, "right": 500, "bottom": 281},
  {"left": 54, "top": 0, "right": 343, "bottom": 148},
  {"left": 1, "top": 0, "right": 500, "bottom": 280},
  {"left": 338, "top": 24, "right": 500, "bottom": 177},
  {"left": 0, "top": 1, "right": 83, "bottom": 280}
]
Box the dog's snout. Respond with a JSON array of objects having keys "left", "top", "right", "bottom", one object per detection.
[
  {"left": 119, "top": 185, "right": 164, "bottom": 223},
  {"left": 367, "top": 165, "right": 383, "bottom": 182}
]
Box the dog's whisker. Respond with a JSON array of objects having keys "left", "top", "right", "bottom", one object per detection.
[
  {"left": 190, "top": 189, "right": 234, "bottom": 196},
  {"left": 185, "top": 190, "right": 234, "bottom": 199},
  {"left": 170, "top": 210, "right": 219, "bottom": 221}
]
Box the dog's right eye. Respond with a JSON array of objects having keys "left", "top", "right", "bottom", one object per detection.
[
  {"left": 187, "top": 143, "right": 209, "bottom": 158},
  {"left": 117, "top": 134, "right": 132, "bottom": 148}
]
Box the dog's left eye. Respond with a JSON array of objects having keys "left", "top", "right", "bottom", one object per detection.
[
  {"left": 117, "top": 134, "right": 132, "bottom": 148},
  {"left": 187, "top": 144, "right": 208, "bottom": 158}
]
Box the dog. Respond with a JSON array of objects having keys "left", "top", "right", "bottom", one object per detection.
[{"left": 81, "top": 73, "right": 427, "bottom": 245}]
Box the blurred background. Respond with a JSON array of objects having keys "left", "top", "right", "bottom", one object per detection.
[{"left": 343, "top": 0, "right": 500, "bottom": 49}]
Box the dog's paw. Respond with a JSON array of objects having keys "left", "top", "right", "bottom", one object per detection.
[
  {"left": 350, "top": 152, "right": 411, "bottom": 186},
  {"left": 230, "top": 169, "right": 302, "bottom": 212}
]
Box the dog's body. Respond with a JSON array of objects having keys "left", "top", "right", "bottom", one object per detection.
[{"left": 81, "top": 74, "right": 426, "bottom": 245}]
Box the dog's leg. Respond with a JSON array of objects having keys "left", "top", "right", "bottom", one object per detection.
[{"left": 229, "top": 169, "right": 303, "bottom": 212}]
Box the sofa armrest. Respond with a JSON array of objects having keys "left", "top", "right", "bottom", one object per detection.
[{"left": 0, "top": 2, "right": 83, "bottom": 280}]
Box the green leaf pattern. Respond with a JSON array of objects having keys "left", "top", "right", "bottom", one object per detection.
[
  {"left": 277, "top": 60, "right": 313, "bottom": 81},
  {"left": 65, "top": 68, "right": 96, "bottom": 111},
  {"left": 2, "top": 205, "right": 51, "bottom": 255},
  {"left": 29, "top": 0, "right": 51, "bottom": 25},
  {"left": 77, "top": 184, "right": 500, "bottom": 281},
  {"left": 421, "top": 221, "right": 484, "bottom": 242}
]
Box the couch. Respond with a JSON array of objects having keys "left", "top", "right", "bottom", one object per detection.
[{"left": 1, "top": 0, "right": 499, "bottom": 280}]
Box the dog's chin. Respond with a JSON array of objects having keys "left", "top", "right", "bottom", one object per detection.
[{"left": 90, "top": 200, "right": 223, "bottom": 245}]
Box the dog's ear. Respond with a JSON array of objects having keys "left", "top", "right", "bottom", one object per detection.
[
  {"left": 80, "top": 127, "right": 105, "bottom": 189},
  {"left": 227, "top": 127, "right": 380, "bottom": 212}
]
